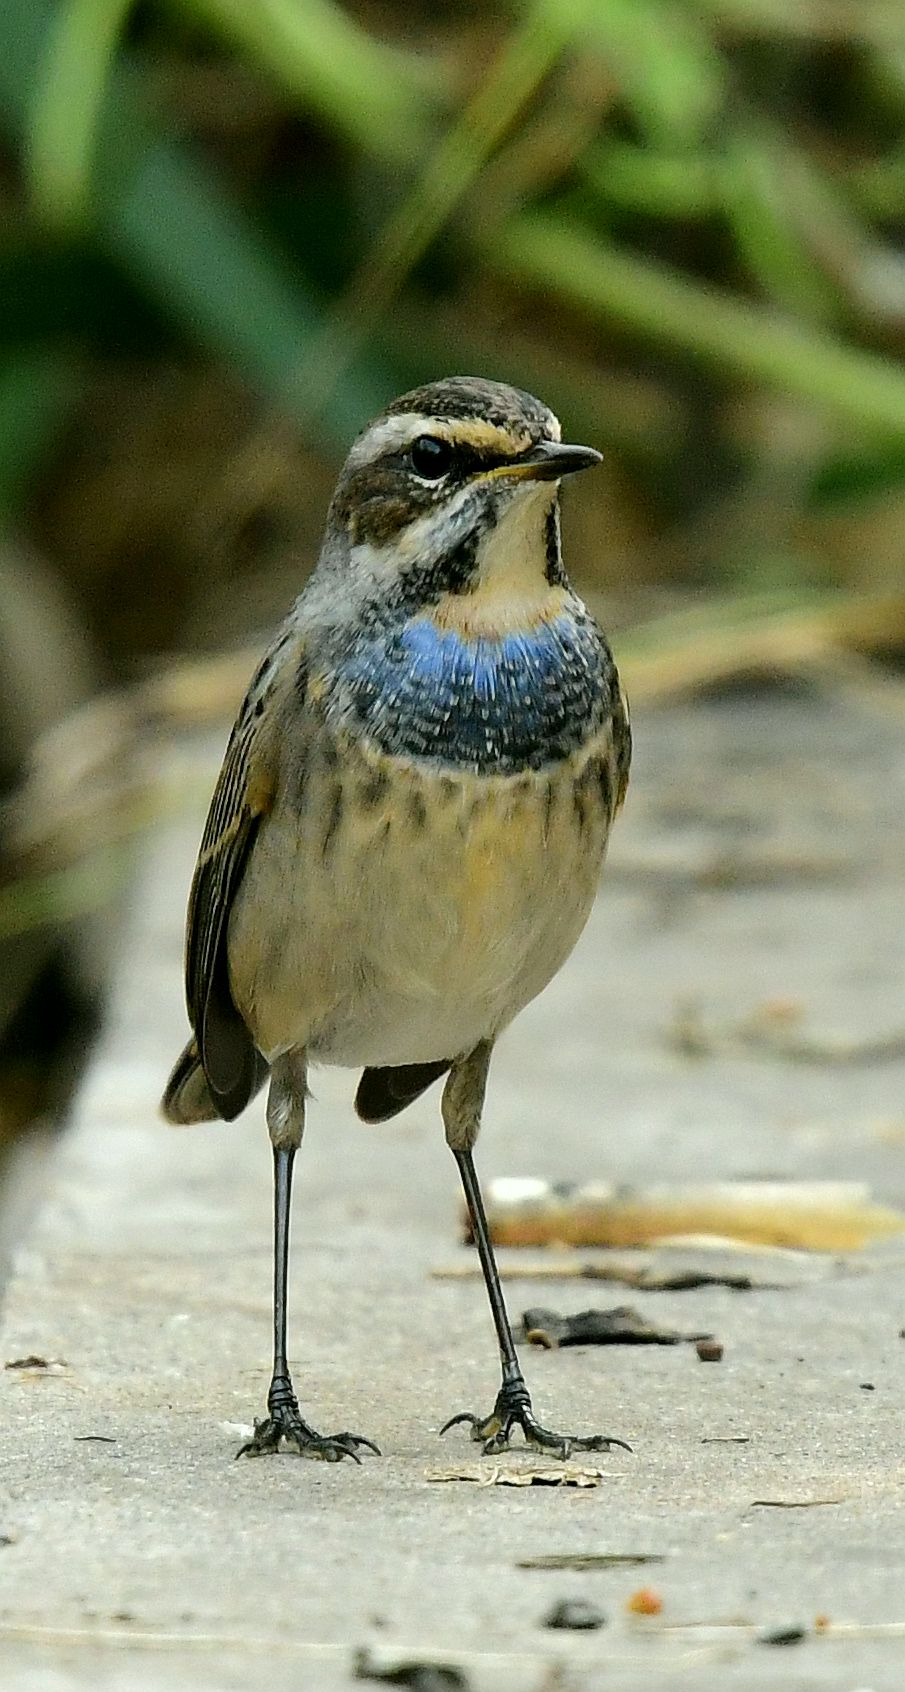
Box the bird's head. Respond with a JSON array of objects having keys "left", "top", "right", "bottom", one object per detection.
[{"left": 317, "top": 377, "right": 601, "bottom": 631}]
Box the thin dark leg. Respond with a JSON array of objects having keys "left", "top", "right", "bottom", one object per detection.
[
  {"left": 441, "top": 1144, "right": 631, "bottom": 1459},
  {"left": 266, "top": 1145, "right": 298, "bottom": 1420},
  {"left": 454, "top": 1150, "right": 527, "bottom": 1402},
  {"left": 237, "top": 1056, "right": 379, "bottom": 1462}
]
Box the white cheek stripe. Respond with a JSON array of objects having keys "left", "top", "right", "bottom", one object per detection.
[
  {"left": 346, "top": 482, "right": 556, "bottom": 626},
  {"left": 348, "top": 479, "right": 484, "bottom": 587}
]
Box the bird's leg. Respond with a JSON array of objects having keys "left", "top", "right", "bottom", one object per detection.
[
  {"left": 439, "top": 1043, "right": 630, "bottom": 1460},
  {"left": 238, "top": 1050, "right": 379, "bottom": 1463}
]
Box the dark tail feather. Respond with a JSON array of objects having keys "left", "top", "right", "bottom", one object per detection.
[
  {"left": 355, "top": 1059, "right": 451, "bottom": 1124},
  {"left": 161, "top": 1036, "right": 269, "bottom": 1124}
]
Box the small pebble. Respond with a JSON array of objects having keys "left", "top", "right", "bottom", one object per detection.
[
  {"left": 696, "top": 1339, "right": 724, "bottom": 1362},
  {"left": 544, "top": 1598, "right": 606, "bottom": 1631}
]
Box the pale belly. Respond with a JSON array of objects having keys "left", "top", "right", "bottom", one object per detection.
[{"left": 227, "top": 739, "right": 613, "bottom": 1068}]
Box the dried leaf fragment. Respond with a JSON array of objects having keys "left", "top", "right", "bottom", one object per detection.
[
  {"left": 432, "top": 1256, "right": 787, "bottom": 1291},
  {"left": 544, "top": 1598, "right": 606, "bottom": 1631},
  {"left": 475, "top": 1177, "right": 905, "bottom": 1252},
  {"left": 425, "top": 1462, "right": 608, "bottom": 1488},
  {"left": 353, "top": 1648, "right": 469, "bottom": 1690},
  {"left": 4, "top": 1355, "right": 67, "bottom": 1374},
  {"left": 521, "top": 1305, "right": 711, "bottom": 1348},
  {"left": 757, "top": 1625, "right": 807, "bottom": 1646},
  {"left": 518, "top": 1553, "right": 665, "bottom": 1571},
  {"left": 750, "top": 1496, "right": 846, "bottom": 1509}
]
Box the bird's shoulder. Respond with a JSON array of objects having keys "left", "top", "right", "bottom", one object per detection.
[{"left": 198, "top": 618, "right": 307, "bottom": 855}]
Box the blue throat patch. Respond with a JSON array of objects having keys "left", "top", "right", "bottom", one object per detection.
[{"left": 329, "top": 611, "right": 614, "bottom": 773}]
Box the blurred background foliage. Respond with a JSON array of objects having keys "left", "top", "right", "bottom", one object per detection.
[{"left": 2, "top": 0, "right": 905, "bottom": 1149}]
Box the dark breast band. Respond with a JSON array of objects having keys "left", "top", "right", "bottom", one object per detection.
[{"left": 325, "top": 611, "right": 616, "bottom": 775}]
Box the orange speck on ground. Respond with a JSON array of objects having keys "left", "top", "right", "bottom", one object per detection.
[{"left": 626, "top": 1587, "right": 663, "bottom": 1616}]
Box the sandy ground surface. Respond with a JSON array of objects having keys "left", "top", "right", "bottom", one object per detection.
[{"left": 2, "top": 686, "right": 905, "bottom": 1691}]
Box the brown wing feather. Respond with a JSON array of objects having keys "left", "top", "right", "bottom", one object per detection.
[
  {"left": 184, "top": 631, "right": 298, "bottom": 1120},
  {"left": 612, "top": 680, "right": 631, "bottom": 813}
]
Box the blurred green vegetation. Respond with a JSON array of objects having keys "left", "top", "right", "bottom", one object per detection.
[{"left": 0, "top": 0, "right": 905, "bottom": 674}]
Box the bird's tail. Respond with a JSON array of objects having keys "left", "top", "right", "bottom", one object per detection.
[
  {"left": 161, "top": 1038, "right": 218, "bottom": 1123},
  {"left": 161, "top": 1037, "right": 269, "bottom": 1124},
  {"left": 355, "top": 1059, "right": 450, "bottom": 1123}
]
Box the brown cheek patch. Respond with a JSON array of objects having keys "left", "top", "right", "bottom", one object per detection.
[
  {"left": 332, "top": 466, "right": 437, "bottom": 545},
  {"left": 352, "top": 498, "right": 414, "bottom": 546}
]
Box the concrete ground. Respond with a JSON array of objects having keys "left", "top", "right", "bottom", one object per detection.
[{"left": 2, "top": 685, "right": 905, "bottom": 1691}]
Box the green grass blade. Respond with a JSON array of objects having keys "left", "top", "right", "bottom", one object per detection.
[
  {"left": 174, "top": 0, "right": 436, "bottom": 163},
  {"left": 693, "top": 0, "right": 905, "bottom": 43},
  {"left": 721, "top": 129, "right": 840, "bottom": 321},
  {"left": 492, "top": 212, "right": 905, "bottom": 439},
  {"left": 295, "top": 0, "right": 592, "bottom": 417},
  {"left": 25, "top": 0, "right": 135, "bottom": 230},
  {"left": 582, "top": 142, "right": 717, "bottom": 219},
  {"left": 568, "top": 0, "right": 725, "bottom": 147}
]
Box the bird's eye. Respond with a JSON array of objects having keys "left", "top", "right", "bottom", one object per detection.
[{"left": 410, "top": 435, "right": 453, "bottom": 480}]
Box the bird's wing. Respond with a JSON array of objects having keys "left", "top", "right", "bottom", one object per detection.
[
  {"left": 185, "top": 625, "right": 301, "bottom": 1119},
  {"left": 612, "top": 681, "right": 632, "bottom": 813}
]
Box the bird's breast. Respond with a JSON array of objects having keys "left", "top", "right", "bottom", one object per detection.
[
  {"left": 228, "top": 600, "right": 628, "bottom": 1066},
  {"left": 325, "top": 603, "right": 616, "bottom": 775}
]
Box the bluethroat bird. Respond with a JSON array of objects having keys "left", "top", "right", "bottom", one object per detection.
[{"left": 162, "top": 377, "right": 631, "bottom": 1463}]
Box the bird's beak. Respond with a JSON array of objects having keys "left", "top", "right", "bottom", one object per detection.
[{"left": 485, "top": 440, "right": 603, "bottom": 483}]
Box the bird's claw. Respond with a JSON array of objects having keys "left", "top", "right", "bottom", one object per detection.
[
  {"left": 440, "top": 1387, "right": 630, "bottom": 1459},
  {"left": 237, "top": 1410, "right": 380, "bottom": 1462}
]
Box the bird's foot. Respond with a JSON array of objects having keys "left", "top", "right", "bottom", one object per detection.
[
  {"left": 236, "top": 1378, "right": 380, "bottom": 1462},
  {"left": 439, "top": 1378, "right": 631, "bottom": 1460}
]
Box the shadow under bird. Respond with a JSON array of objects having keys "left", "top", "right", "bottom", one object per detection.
[{"left": 162, "top": 376, "right": 631, "bottom": 1462}]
